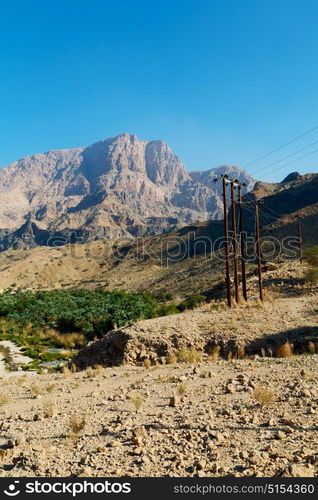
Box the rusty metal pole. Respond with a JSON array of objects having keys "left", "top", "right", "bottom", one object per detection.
[
  {"left": 297, "top": 220, "right": 303, "bottom": 264},
  {"left": 231, "top": 182, "right": 240, "bottom": 304},
  {"left": 238, "top": 185, "right": 247, "bottom": 301},
  {"left": 223, "top": 177, "right": 232, "bottom": 308},
  {"left": 255, "top": 204, "right": 263, "bottom": 301}
]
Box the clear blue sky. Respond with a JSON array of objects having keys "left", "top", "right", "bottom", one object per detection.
[{"left": 1, "top": 0, "right": 318, "bottom": 181}]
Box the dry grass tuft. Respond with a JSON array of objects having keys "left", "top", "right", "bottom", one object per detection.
[
  {"left": 31, "top": 383, "right": 44, "bottom": 396},
  {"left": 85, "top": 365, "right": 104, "bottom": 378},
  {"left": 85, "top": 367, "right": 97, "bottom": 378},
  {"left": 165, "top": 352, "right": 177, "bottom": 365},
  {"left": 177, "top": 382, "right": 187, "bottom": 397},
  {"left": 276, "top": 342, "right": 293, "bottom": 358},
  {"left": 307, "top": 342, "right": 316, "bottom": 354},
  {"left": 143, "top": 359, "right": 151, "bottom": 369},
  {"left": 226, "top": 350, "right": 233, "bottom": 361},
  {"left": 176, "top": 348, "right": 202, "bottom": 363},
  {"left": 208, "top": 345, "right": 220, "bottom": 361},
  {"left": 70, "top": 363, "right": 77, "bottom": 374},
  {"left": 253, "top": 386, "right": 277, "bottom": 408},
  {"left": 62, "top": 366, "right": 72, "bottom": 378},
  {"left": 237, "top": 346, "right": 246, "bottom": 359},
  {"left": 130, "top": 394, "right": 143, "bottom": 411},
  {"left": 43, "top": 402, "right": 55, "bottom": 418},
  {"left": 39, "top": 328, "right": 86, "bottom": 349},
  {"left": 94, "top": 365, "right": 104, "bottom": 377},
  {"left": 46, "top": 383, "right": 56, "bottom": 393},
  {"left": 68, "top": 415, "right": 86, "bottom": 439},
  {"left": 0, "top": 393, "right": 10, "bottom": 405},
  {"left": 19, "top": 374, "right": 28, "bottom": 384}
]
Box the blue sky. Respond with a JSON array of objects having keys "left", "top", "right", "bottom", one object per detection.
[{"left": 1, "top": 0, "right": 318, "bottom": 181}]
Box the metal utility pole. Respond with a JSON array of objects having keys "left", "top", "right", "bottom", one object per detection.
[
  {"left": 222, "top": 177, "right": 232, "bottom": 308},
  {"left": 297, "top": 219, "right": 303, "bottom": 263},
  {"left": 255, "top": 203, "right": 263, "bottom": 301},
  {"left": 230, "top": 182, "right": 240, "bottom": 304},
  {"left": 237, "top": 185, "right": 248, "bottom": 301}
]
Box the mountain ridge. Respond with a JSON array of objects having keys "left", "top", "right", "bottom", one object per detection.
[{"left": 0, "top": 133, "right": 255, "bottom": 248}]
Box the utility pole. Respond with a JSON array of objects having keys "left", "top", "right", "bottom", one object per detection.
[
  {"left": 255, "top": 203, "right": 263, "bottom": 301},
  {"left": 222, "top": 177, "right": 232, "bottom": 308},
  {"left": 297, "top": 219, "right": 303, "bottom": 263},
  {"left": 230, "top": 182, "right": 240, "bottom": 304},
  {"left": 237, "top": 185, "right": 247, "bottom": 301}
]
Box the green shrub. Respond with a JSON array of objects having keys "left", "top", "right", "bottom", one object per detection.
[
  {"left": 177, "top": 294, "right": 206, "bottom": 312},
  {"left": 157, "top": 303, "right": 179, "bottom": 316},
  {"left": 155, "top": 292, "right": 174, "bottom": 302},
  {"left": 0, "top": 289, "right": 160, "bottom": 338},
  {"left": 0, "top": 288, "right": 209, "bottom": 368},
  {"left": 304, "top": 267, "right": 318, "bottom": 283},
  {"left": 303, "top": 246, "right": 318, "bottom": 267}
]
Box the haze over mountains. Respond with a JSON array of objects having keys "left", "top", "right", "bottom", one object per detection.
[{"left": 0, "top": 133, "right": 255, "bottom": 248}]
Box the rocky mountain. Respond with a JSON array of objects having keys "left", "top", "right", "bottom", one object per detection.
[
  {"left": 0, "top": 133, "right": 255, "bottom": 249},
  {"left": 0, "top": 169, "right": 317, "bottom": 292},
  {"left": 241, "top": 171, "right": 318, "bottom": 248}
]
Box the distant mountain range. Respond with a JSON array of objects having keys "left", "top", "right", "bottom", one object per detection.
[{"left": 0, "top": 133, "right": 255, "bottom": 249}]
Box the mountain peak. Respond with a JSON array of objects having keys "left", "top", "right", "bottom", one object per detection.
[
  {"left": 281, "top": 172, "right": 301, "bottom": 183},
  {"left": 0, "top": 134, "right": 255, "bottom": 242}
]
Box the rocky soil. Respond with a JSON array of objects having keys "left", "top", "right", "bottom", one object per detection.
[
  {"left": 0, "top": 355, "right": 318, "bottom": 477},
  {"left": 0, "top": 261, "right": 317, "bottom": 478},
  {"left": 74, "top": 262, "right": 318, "bottom": 368}
]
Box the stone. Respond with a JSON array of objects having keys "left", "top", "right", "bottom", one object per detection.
[
  {"left": 108, "top": 440, "right": 121, "bottom": 448},
  {"left": 225, "top": 384, "right": 235, "bottom": 394},
  {"left": 132, "top": 436, "right": 142, "bottom": 446},
  {"left": 289, "top": 465, "right": 315, "bottom": 477},
  {"left": 194, "top": 460, "right": 206, "bottom": 471},
  {"left": 302, "top": 389, "right": 311, "bottom": 398},
  {"left": 169, "top": 396, "right": 179, "bottom": 408},
  {"left": 14, "top": 437, "right": 25, "bottom": 447},
  {"left": 275, "top": 431, "right": 286, "bottom": 440}
]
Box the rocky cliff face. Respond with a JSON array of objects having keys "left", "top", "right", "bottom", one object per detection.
[{"left": 0, "top": 133, "right": 255, "bottom": 247}]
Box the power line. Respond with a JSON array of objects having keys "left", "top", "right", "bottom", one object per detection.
[
  {"left": 262, "top": 204, "right": 283, "bottom": 220},
  {"left": 243, "top": 124, "right": 318, "bottom": 169},
  {"left": 250, "top": 138, "right": 318, "bottom": 177},
  {"left": 260, "top": 146, "right": 318, "bottom": 181}
]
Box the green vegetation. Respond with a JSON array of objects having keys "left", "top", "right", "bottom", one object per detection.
[
  {"left": 304, "top": 267, "right": 318, "bottom": 283},
  {"left": 177, "top": 294, "right": 206, "bottom": 312},
  {"left": 303, "top": 246, "right": 318, "bottom": 267},
  {"left": 0, "top": 289, "right": 160, "bottom": 335},
  {"left": 303, "top": 246, "right": 318, "bottom": 283},
  {"left": 0, "top": 289, "right": 207, "bottom": 369}
]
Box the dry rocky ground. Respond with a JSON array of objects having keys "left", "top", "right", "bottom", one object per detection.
[
  {"left": 0, "top": 261, "right": 317, "bottom": 478},
  {"left": 0, "top": 356, "right": 318, "bottom": 478},
  {"left": 75, "top": 262, "right": 318, "bottom": 367}
]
